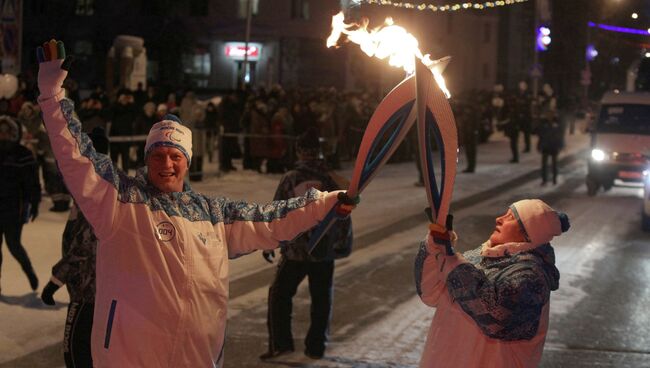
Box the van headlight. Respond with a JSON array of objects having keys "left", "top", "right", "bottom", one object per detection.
[{"left": 591, "top": 149, "right": 609, "bottom": 162}]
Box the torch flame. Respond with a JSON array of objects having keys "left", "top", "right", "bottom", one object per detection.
[{"left": 327, "top": 11, "right": 451, "bottom": 98}]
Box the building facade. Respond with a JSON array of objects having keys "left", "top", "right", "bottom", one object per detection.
[{"left": 20, "top": 0, "right": 502, "bottom": 95}]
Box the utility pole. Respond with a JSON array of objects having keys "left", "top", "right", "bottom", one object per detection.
[
  {"left": 242, "top": 0, "right": 253, "bottom": 89},
  {"left": 532, "top": 0, "right": 540, "bottom": 100}
]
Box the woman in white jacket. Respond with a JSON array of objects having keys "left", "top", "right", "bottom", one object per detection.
[{"left": 415, "top": 199, "right": 569, "bottom": 368}]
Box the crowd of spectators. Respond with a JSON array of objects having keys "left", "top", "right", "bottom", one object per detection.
[{"left": 0, "top": 76, "right": 569, "bottom": 212}]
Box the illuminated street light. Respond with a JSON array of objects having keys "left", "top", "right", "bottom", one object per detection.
[
  {"left": 645, "top": 52, "right": 650, "bottom": 58},
  {"left": 632, "top": 12, "right": 639, "bottom": 19},
  {"left": 537, "top": 26, "right": 551, "bottom": 51},
  {"left": 587, "top": 44, "right": 598, "bottom": 61}
]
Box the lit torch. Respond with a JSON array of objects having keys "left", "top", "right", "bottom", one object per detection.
[{"left": 307, "top": 12, "right": 458, "bottom": 254}]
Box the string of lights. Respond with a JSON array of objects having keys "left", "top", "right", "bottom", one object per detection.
[{"left": 354, "top": 0, "right": 529, "bottom": 12}]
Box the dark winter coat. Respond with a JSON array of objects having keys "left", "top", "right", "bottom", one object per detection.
[
  {"left": 249, "top": 107, "right": 270, "bottom": 158},
  {"left": 0, "top": 143, "right": 41, "bottom": 217},
  {"left": 275, "top": 160, "right": 353, "bottom": 262},
  {"left": 109, "top": 103, "right": 138, "bottom": 136},
  {"left": 78, "top": 108, "right": 107, "bottom": 133},
  {"left": 511, "top": 92, "right": 532, "bottom": 123},
  {"left": 536, "top": 120, "right": 564, "bottom": 154},
  {"left": 133, "top": 113, "right": 157, "bottom": 136}
]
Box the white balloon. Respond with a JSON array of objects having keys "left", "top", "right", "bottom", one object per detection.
[{"left": 0, "top": 74, "right": 18, "bottom": 99}]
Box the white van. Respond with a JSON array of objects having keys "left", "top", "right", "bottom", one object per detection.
[
  {"left": 586, "top": 91, "right": 650, "bottom": 229},
  {"left": 586, "top": 91, "right": 650, "bottom": 195}
]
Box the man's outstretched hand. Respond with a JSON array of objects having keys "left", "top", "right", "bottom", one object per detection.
[{"left": 36, "top": 39, "right": 73, "bottom": 99}]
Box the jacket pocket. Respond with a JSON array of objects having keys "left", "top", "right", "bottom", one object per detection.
[{"left": 104, "top": 300, "right": 117, "bottom": 349}]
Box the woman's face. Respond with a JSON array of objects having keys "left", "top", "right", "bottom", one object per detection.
[{"left": 489, "top": 209, "right": 526, "bottom": 245}]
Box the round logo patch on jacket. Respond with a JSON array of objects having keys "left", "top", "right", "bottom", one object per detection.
[{"left": 156, "top": 221, "right": 176, "bottom": 242}]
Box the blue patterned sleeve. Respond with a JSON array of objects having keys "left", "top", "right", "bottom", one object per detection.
[
  {"left": 220, "top": 188, "right": 339, "bottom": 258},
  {"left": 446, "top": 261, "right": 550, "bottom": 341}
]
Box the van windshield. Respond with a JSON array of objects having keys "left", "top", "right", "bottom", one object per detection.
[{"left": 597, "top": 104, "right": 650, "bottom": 134}]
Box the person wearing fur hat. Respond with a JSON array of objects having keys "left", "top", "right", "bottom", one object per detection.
[
  {"left": 415, "top": 199, "right": 570, "bottom": 368},
  {"left": 0, "top": 115, "right": 41, "bottom": 295},
  {"left": 36, "top": 40, "right": 356, "bottom": 368}
]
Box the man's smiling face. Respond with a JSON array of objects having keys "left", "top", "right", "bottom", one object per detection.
[{"left": 146, "top": 146, "right": 188, "bottom": 193}]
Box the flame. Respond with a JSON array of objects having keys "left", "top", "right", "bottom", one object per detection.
[{"left": 327, "top": 11, "right": 451, "bottom": 98}]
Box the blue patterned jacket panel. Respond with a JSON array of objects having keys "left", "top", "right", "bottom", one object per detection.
[{"left": 446, "top": 244, "right": 560, "bottom": 341}]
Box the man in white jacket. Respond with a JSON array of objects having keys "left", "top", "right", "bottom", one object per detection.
[
  {"left": 415, "top": 199, "right": 569, "bottom": 368},
  {"left": 37, "top": 40, "right": 354, "bottom": 368}
]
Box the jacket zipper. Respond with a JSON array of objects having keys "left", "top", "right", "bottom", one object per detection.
[{"left": 104, "top": 299, "right": 117, "bottom": 349}]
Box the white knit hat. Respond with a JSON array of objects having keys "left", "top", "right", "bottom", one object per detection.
[
  {"left": 482, "top": 199, "right": 570, "bottom": 257},
  {"left": 144, "top": 114, "right": 192, "bottom": 163}
]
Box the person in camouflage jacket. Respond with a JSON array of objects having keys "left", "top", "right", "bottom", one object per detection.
[{"left": 261, "top": 128, "right": 353, "bottom": 360}]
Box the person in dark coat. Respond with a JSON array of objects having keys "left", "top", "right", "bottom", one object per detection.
[
  {"left": 218, "top": 94, "right": 242, "bottom": 171},
  {"left": 133, "top": 102, "right": 157, "bottom": 168},
  {"left": 513, "top": 81, "right": 533, "bottom": 153},
  {"left": 536, "top": 114, "right": 564, "bottom": 185},
  {"left": 496, "top": 93, "right": 518, "bottom": 163},
  {"left": 260, "top": 128, "right": 353, "bottom": 361},
  {"left": 0, "top": 115, "right": 41, "bottom": 295},
  {"left": 77, "top": 96, "right": 107, "bottom": 134},
  {"left": 204, "top": 101, "right": 219, "bottom": 163},
  {"left": 109, "top": 91, "right": 138, "bottom": 172},
  {"left": 456, "top": 93, "right": 480, "bottom": 173}
]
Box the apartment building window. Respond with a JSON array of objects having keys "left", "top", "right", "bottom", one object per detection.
[
  {"left": 291, "top": 0, "right": 310, "bottom": 20},
  {"left": 238, "top": 0, "right": 259, "bottom": 18},
  {"left": 483, "top": 23, "right": 491, "bottom": 43},
  {"left": 190, "top": 0, "right": 209, "bottom": 16},
  {"left": 183, "top": 51, "right": 211, "bottom": 87},
  {"left": 75, "top": 0, "right": 94, "bottom": 16}
]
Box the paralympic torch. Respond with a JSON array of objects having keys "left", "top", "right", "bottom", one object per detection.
[{"left": 307, "top": 12, "right": 458, "bottom": 254}]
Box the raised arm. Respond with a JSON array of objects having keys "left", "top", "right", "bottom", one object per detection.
[
  {"left": 414, "top": 232, "right": 467, "bottom": 307},
  {"left": 36, "top": 40, "right": 119, "bottom": 239},
  {"left": 219, "top": 188, "right": 342, "bottom": 258}
]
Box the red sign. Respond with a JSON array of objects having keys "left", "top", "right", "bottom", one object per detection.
[{"left": 224, "top": 45, "right": 259, "bottom": 59}]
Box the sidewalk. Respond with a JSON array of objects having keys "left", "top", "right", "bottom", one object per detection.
[{"left": 0, "top": 129, "right": 589, "bottom": 366}]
